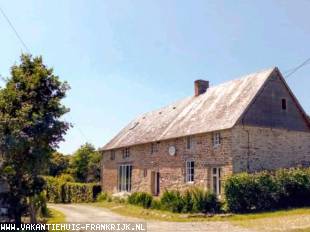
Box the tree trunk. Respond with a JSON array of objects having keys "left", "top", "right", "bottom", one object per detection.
[
  {"left": 14, "top": 211, "right": 22, "bottom": 226},
  {"left": 29, "top": 197, "right": 37, "bottom": 224}
]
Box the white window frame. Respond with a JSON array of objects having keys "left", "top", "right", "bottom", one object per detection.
[
  {"left": 185, "top": 160, "right": 195, "bottom": 183},
  {"left": 212, "top": 167, "right": 221, "bottom": 196},
  {"left": 118, "top": 164, "right": 132, "bottom": 192},
  {"left": 213, "top": 132, "right": 221, "bottom": 147}
]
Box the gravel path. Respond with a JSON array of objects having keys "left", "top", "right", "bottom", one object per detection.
[{"left": 48, "top": 204, "right": 254, "bottom": 232}]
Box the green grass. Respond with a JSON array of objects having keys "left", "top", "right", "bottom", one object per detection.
[
  {"left": 229, "top": 207, "right": 310, "bottom": 221},
  {"left": 93, "top": 201, "right": 310, "bottom": 222},
  {"left": 92, "top": 201, "right": 310, "bottom": 231},
  {"left": 46, "top": 208, "right": 66, "bottom": 232},
  {"left": 46, "top": 208, "right": 66, "bottom": 224},
  {"left": 229, "top": 208, "right": 310, "bottom": 232}
]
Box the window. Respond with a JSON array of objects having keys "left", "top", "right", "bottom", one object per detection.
[
  {"left": 122, "top": 148, "right": 130, "bottom": 158},
  {"left": 212, "top": 167, "right": 222, "bottom": 195},
  {"left": 213, "top": 132, "right": 221, "bottom": 147},
  {"left": 118, "top": 164, "right": 132, "bottom": 192},
  {"left": 150, "top": 143, "right": 158, "bottom": 154},
  {"left": 282, "top": 98, "right": 287, "bottom": 110},
  {"left": 186, "top": 136, "right": 192, "bottom": 150},
  {"left": 110, "top": 150, "right": 115, "bottom": 160},
  {"left": 185, "top": 160, "right": 195, "bottom": 183}
]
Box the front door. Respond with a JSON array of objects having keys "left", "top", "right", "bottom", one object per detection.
[{"left": 151, "top": 171, "right": 160, "bottom": 196}]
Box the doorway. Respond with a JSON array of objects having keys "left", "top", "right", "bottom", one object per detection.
[{"left": 151, "top": 171, "right": 160, "bottom": 196}]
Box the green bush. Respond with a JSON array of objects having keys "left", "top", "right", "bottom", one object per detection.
[
  {"left": 191, "top": 188, "right": 220, "bottom": 213},
  {"left": 97, "top": 192, "right": 109, "bottom": 202},
  {"left": 128, "top": 192, "right": 153, "bottom": 208},
  {"left": 275, "top": 168, "right": 310, "bottom": 208},
  {"left": 225, "top": 168, "right": 310, "bottom": 213},
  {"left": 225, "top": 172, "right": 278, "bottom": 212},
  {"left": 44, "top": 176, "right": 101, "bottom": 203},
  {"left": 182, "top": 189, "right": 194, "bottom": 213},
  {"left": 150, "top": 199, "right": 161, "bottom": 210},
  {"left": 160, "top": 190, "right": 184, "bottom": 213}
]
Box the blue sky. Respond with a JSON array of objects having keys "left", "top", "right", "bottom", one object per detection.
[{"left": 0, "top": 0, "right": 309, "bottom": 154}]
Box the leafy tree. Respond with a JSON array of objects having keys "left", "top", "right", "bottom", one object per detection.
[
  {"left": 87, "top": 149, "right": 101, "bottom": 183},
  {"left": 0, "top": 54, "right": 70, "bottom": 224},
  {"left": 70, "top": 143, "right": 100, "bottom": 183},
  {"left": 47, "top": 152, "right": 70, "bottom": 176}
]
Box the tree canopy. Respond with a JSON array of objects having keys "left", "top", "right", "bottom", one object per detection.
[
  {"left": 70, "top": 143, "right": 101, "bottom": 183},
  {"left": 0, "top": 54, "right": 70, "bottom": 223}
]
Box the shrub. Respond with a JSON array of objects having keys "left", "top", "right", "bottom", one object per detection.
[
  {"left": 128, "top": 192, "right": 153, "bottom": 208},
  {"left": 275, "top": 168, "right": 310, "bottom": 208},
  {"left": 57, "top": 174, "right": 75, "bottom": 182},
  {"left": 224, "top": 172, "right": 277, "bottom": 212},
  {"left": 150, "top": 199, "right": 161, "bottom": 210},
  {"left": 97, "top": 192, "right": 109, "bottom": 202},
  {"left": 160, "top": 190, "right": 184, "bottom": 213},
  {"left": 182, "top": 189, "right": 194, "bottom": 213},
  {"left": 191, "top": 188, "right": 220, "bottom": 213},
  {"left": 44, "top": 176, "right": 101, "bottom": 203},
  {"left": 127, "top": 192, "right": 139, "bottom": 205},
  {"left": 112, "top": 196, "right": 126, "bottom": 204},
  {"left": 225, "top": 168, "right": 310, "bottom": 213}
]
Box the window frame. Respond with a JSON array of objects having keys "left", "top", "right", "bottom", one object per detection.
[
  {"left": 213, "top": 132, "right": 221, "bottom": 147},
  {"left": 123, "top": 147, "right": 130, "bottom": 158},
  {"left": 185, "top": 160, "right": 195, "bottom": 183},
  {"left": 117, "top": 164, "right": 132, "bottom": 192},
  {"left": 186, "top": 136, "right": 192, "bottom": 150},
  {"left": 212, "top": 167, "right": 222, "bottom": 196},
  {"left": 150, "top": 143, "right": 157, "bottom": 154}
]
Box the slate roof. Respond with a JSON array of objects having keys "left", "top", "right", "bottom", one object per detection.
[{"left": 102, "top": 67, "right": 277, "bottom": 150}]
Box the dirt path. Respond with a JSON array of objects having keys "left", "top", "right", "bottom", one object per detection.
[{"left": 49, "top": 204, "right": 254, "bottom": 232}]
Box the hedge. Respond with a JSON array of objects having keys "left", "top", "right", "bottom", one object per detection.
[
  {"left": 224, "top": 168, "right": 310, "bottom": 213},
  {"left": 44, "top": 176, "right": 101, "bottom": 203}
]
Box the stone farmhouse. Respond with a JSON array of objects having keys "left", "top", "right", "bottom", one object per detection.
[{"left": 101, "top": 67, "right": 310, "bottom": 196}]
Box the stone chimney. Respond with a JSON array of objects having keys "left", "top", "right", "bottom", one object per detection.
[{"left": 194, "top": 80, "right": 209, "bottom": 96}]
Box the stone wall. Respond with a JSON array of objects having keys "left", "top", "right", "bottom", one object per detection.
[
  {"left": 101, "top": 129, "right": 233, "bottom": 194},
  {"left": 232, "top": 125, "right": 310, "bottom": 173}
]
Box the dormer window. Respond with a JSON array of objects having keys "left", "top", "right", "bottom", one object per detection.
[
  {"left": 282, "top": 98, "right": 287, "bottom": 111},
  {"left": 123, "top": 148, "right": 130, "bottom": 158}
]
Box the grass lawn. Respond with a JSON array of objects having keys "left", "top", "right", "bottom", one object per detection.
[
  {"left": 46, "top": 208, "right": 66, "bottom": 224},
  {"left": 46, "top": 208, "right": 66, "bottom": 232},
  {"left": 92, "top": 201, "right": 310, "bottom": 231},
  {"left": 229, "top": 208, "right": 310, "bottom": 232}
]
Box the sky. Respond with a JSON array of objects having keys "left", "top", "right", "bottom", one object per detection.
[{"left": 0, "top": 0, "right": 309, "bottom": 154}]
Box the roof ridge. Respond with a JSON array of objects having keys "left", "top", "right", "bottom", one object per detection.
[{"left": 102, "top": 67, "right": 276, "bottom": 150}]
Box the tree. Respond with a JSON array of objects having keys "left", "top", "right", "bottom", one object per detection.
[
  {"left": 87, "top": 149, "right": 101, "bottom": 183},
  {"left": 47, "top": 152, "right": 70, "bottom": 176},
  {"left": 70, "top": 143, "right": 100, "bottom": 183},
  {"left": 0, "top": 54, "right": 70, "bottom": 224}
]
